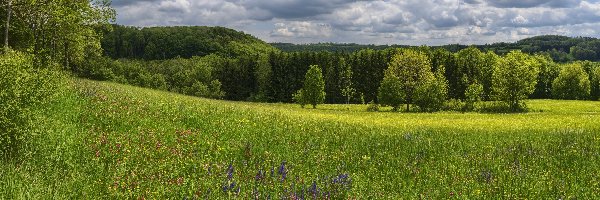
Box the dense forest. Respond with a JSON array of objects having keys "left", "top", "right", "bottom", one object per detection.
[
  {"left": 86, "top": 25, "right": 600, "bottom": 108},
  {"left": 273, "top": 35, "right": 600, "bottom": 63},
  {"left": 100, "top": 25, "right": 275, "bottom": 60}
]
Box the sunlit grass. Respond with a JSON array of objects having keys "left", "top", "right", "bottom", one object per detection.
[{"left": 2, "top": 79, "right": 600, "bottom": 199}]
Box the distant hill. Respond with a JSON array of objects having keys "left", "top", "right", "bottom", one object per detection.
[
  {"left": 101, "top": 25, "right": 276, "bottom": 60},
  {"left": 272, "top": 35, "right": 600, "bottom": 62}
]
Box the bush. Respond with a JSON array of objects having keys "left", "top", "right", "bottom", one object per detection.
[
  {"left": 366, "top": 101, "right": 380, "bottom": 112},
  {"left": 0, "top": 50, "right": 64, "bottom": 158},
  {"left": 443, "top": 99, "right": 466, "bottom": 111}
]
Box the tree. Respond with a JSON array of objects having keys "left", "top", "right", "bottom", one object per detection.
[
  {"left": 381, "top": 49, "right": 433, "bottom": 111},
  {"left": 592, "top": 67, "right": 600, "bottom": 100},
  {"left": 464, "top": 82, "right": 483, "bottom": 111},
  {"left": 414, "top": 66, "right": 448, "bottom": 112},
  {"left": 1, "top": 0, "right": 115, "bottom": 66},
  {"left": 4, "top": 0, "right": 11, "bottom": 50},
  {"left": 492, "top": 51, "right": 539, "bottom": 111},
  {"left": 293, "top": 89, "right": 307, "bottom": 108},
  {"left": 378, "top": 72, "right": 404, "bottom": 111},
  {"left": 552, "top": 63, "right": 591, "bottom": 100},
  {"left": 302, "top": 65, "right": 325, "bottom": 108},
  {"left": 455, "top": 47, "right": 484, "bottom": 99},
  {"left": 339, "top": 58, "right": 355, "bottom": 104},
  {"left": 531, "top": 54, "right": 559, "bottom": 99}
]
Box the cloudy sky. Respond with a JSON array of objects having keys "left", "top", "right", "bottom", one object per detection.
[{"left": 112, "top": 0, "right": 600, "bottom": 45}]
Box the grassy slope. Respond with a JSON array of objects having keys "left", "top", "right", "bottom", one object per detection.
[{"left": 2, "top": 79, "right": 600, "bottom": 199}]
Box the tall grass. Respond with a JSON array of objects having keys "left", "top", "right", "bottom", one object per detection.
[{"left": 2, "top": 79, "right": 600, "bottom": 198}]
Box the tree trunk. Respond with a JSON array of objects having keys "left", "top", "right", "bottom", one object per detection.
[{"left": 4, "top": 0, "right": 11, "bottom": 50}]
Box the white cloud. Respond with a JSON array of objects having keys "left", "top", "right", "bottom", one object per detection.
[{"left": 112, "top": 0, "right": 600, "bottom": 45}]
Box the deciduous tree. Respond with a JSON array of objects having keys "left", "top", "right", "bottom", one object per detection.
[{"left": 492, "top": 51, "right": 540, "bottom": 111}]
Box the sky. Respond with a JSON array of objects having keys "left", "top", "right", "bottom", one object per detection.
[{"left": 111, "top": 0, "right": 600, "bottom": 45}]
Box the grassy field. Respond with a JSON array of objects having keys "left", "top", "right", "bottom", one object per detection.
[{"left": 2, "top": 79, "right": 600, "bottom": 199}]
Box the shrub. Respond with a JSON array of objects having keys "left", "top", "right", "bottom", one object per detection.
[
  {"left": 0, "top": 50, "right": 64, "bottom": 158},
  {"left": 366, "top": 101, "right": 380, "bottom": 112},
  {"left": 443, "top": 99, "right": 466, "bottom": 111},
  {"left": 552, "top": 63, "right": 591, "bottom": 100}
]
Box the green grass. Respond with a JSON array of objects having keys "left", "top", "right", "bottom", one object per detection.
[{"left": 2, "top": 79, "right": 600, "bottom": 199}]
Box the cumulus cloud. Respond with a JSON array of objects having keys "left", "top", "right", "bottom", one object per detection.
[
  {"left": 111, "top": 0, "right": 600, "bottom": 45},
  {"left": 271, "top": 22, "right": 333, "bottom": 38}
]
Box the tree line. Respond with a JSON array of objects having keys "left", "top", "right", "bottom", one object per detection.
[
  {"left": 78, "top": 44, "right": 600, "bottom": 112},
  {"left": 1, "top": 0, "right": 114, "bottom": 158},
  {"left": 273, "top": 35, "right": 600, "bottom": 63}
]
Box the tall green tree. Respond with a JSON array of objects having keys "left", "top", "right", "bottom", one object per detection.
[
  {"left": 592, "top": 67, "right": 600, "bottom": 100},
  {"left": 492, "top": 51, "right": 540, "bottom": 111},
  {"left": 339, "top": 58, "right": 355, "bottom": 104},
  {"left": 380, "top": 49, "right": 433, "bottom": 111},
  {"left": 455, "top": 47, "right": 484, "bottom": 99},
  {"left": 1, "top": 0, "right": 115, "bottom": 66},
  {"left": 552, "top": 63, "right": 591, "bottom": 100},
  {"left": 302, "top": 65, "right": 326, "bottom": 108},
  {"left": 531, "top": 54, "right": 560, "bottom": 99},
  {"left": 414, "top": 65, "right": 448, "bottom": 112},
  {"left": 378, "top": 72, "right": 403, "bottom": 111}
]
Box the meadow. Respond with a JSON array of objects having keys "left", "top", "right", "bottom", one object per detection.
[{"left": 2, "top": 79, "right": 600, "bottom": 199}]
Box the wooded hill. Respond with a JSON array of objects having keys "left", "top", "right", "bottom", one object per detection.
[
  {"left": 272, "top": 35, "right": 600, "bottom": 63},
  {"left": 100, "top": 25, "right": 276, "bottom": 60}
]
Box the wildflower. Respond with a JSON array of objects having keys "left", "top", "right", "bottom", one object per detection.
[
  {"left": 270, "top": 167, "right": 275, "bottom": 177},
  {"left": 227, "top": 163, "right": 234, "bottom": 180},
  {"left": 255, "top": 169, "right": 264, "bottom": 181},
  {"left": 278, "top": 161, "right": 287, "bottom": 181},
  {"left": 309, "top": 181, "right": 318, "bottom": 197}
]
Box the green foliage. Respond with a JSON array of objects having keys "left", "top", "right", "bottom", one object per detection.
[
  {"left": 592, "top": 67, "right": 600, "bottom": 100},
  {"left": 339, "top": 58, "right": 356, "bottom": 104},
  {"left": 382, "top": 49, "right": 434, "bottom": 111},
  {"left": 302, "top": 65, "right": 326, "bottom": 108},
  {"left": 455, "top": 47, "right": 484, "bottom": 99},
  {"left": 492, "top": 51, "right": 540, "bottom": 111},
  {"left": 378, "top": 72, "right": 404, "bottom": 111},
  {"left": 3, "top": 0, "right": 115, "bottom": 67},
  {"left": 552, "top": 63, "right": 591, "bottom": 100},
  {"left": 293, "top": 89, "right": 307, "bottom": 108},
  {"left": 0, "top": 51, "right": 63, "bottom": 158},
  {"left": 5, "top": 79, "right": 600, "bottom": 198},
  {"left": 101, "top": 25, "right": 276, "bottom": 60},
  {"left": 464, "top": 82, "right": 484, "bottom": 111},
  {"left": 531, "top": 54, "right": 560, "bottom": 99},
  {"left": 414, "top": 66, "right": 448, "bottom": 112},
  {"left": 366, "top": 100, "right": 379, "bottom": 112}
]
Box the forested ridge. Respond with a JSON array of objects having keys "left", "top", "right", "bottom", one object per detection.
[
  {"left": 86, "top": 26, "right": 600, "bottom": 108},
  {"left": 272, "top": 35, "right": 600, "bottom": 63}
]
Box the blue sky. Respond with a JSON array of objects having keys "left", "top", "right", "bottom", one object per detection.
[{"left": 111, "top": 0, "right": 600, "bottom": 45}]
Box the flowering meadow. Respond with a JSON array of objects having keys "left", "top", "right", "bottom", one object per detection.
[{"left": 1, "top": 79, "right": 600, "bottom": 199}]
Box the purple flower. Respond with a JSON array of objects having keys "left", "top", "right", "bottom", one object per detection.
[
  {"left": 255, "top": 169, "right": 265, "bottom": 181},
  {"left": 278, "top": 161, "right": 287, "bottom": 181},
  {"left": 226, "top": 163, "right": 234, "bottom": 180}
]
